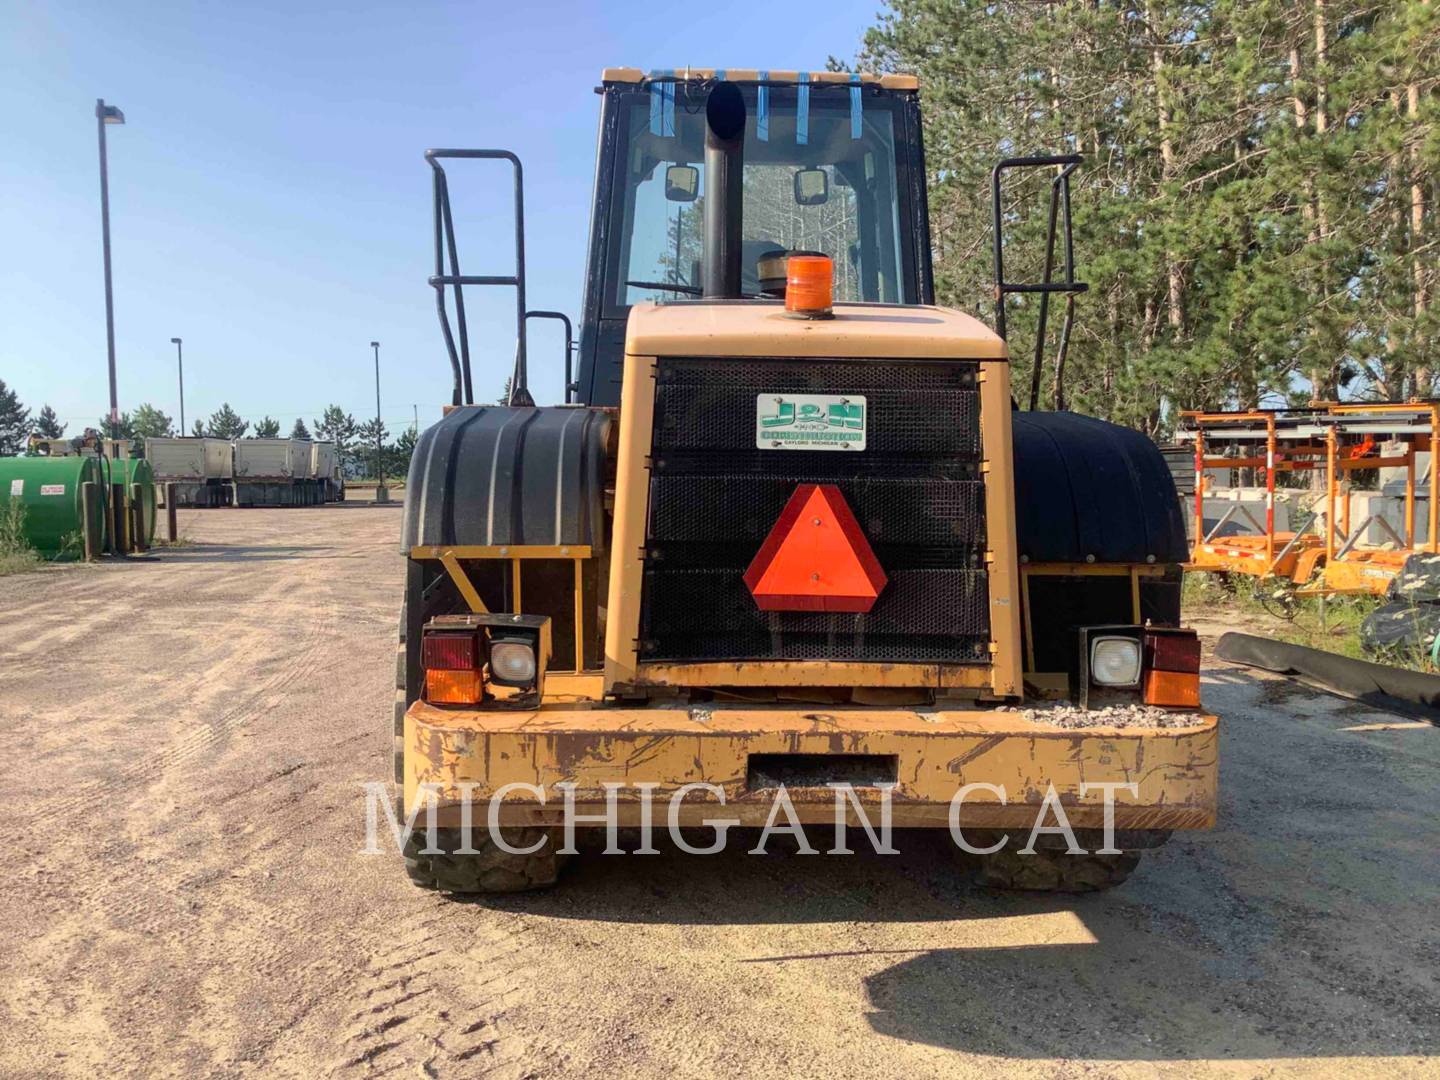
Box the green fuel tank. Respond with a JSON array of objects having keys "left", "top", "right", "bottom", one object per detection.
[
  {"left": 108, "top": 456, "right": 157, "bottom": 545},
  {"left": 0, "top": 456, "right": 106, "bottom": 557}
]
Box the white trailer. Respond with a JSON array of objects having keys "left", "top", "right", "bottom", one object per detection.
[
  {"left": 233, "top": 438, "right": 303, "bottom": 480},
  {"left": 290, "top": 440, "right": 315, "bottom": 480},
  {"left": 231, "top": 439, "right": 322, "bottom": 506},
  {"left": 144, "top": 437, "right": 233, "bottom": 507},
  {"left": 311, "top": 442, "right": 343, "bottom": 501}
]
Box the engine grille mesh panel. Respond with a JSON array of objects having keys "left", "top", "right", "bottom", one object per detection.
[{"left": 640, "top": 357, "right": 990, "bottom": 666}]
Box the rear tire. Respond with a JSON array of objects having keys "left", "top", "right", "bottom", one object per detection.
[
  {"left": 403, "top": 826, "right": 570, "bottom": 894},
  {"left": 974, "top": 846, "right": 1141, "bottom": 892},
  {"left": 392, "top": 690, "right": 407, "bottom": 785},
  {"left": 394, "top": 602, "right": 409, "bottom": 785}
]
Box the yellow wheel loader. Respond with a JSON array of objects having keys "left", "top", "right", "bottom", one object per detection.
[{"left": 393, "top": 68, "right": 1216, "bottom": 894}]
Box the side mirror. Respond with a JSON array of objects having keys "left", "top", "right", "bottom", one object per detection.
[
  {"left": 794, "top": 167, "right": 829, "bottom": 206},
  {"left": 665, "top": 165, "right": 699, "bottom": 203}
]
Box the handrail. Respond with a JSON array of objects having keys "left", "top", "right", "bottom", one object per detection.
[
  {"left": 989, "top": 154, "right": 1089, "bottom": 410},
  {"left": 425, "top": 149, "right": 531, "bottom": 407},
  {"left": 525, "top": 310, "right": 576, "bottom": 404}
]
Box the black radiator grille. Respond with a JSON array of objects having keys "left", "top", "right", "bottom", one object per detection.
[{"left": 640, "top": 357, "right": 991, "bottom": 666}]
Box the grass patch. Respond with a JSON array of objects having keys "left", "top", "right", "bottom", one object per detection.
[
  {"left": 0, "top": 498, "right": 42, "bottom": 576},
  {"left": 1184, "top": 571, "right": 1439, "bottom": 672}
]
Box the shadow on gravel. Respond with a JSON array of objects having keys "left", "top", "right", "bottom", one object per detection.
[
  {"left": 457, "top": 830, "right": 1435, "bottom": 1062},
  {"left": 163, "top": 544, "right": 336, "bottom": 562},
  {"left": 857, "top": 937, "right": 1435, "bottom": 1062},
  {"left": 466, "top": 825, "right": 1436, "bottom": 1063},
  {"left": 458, "top": 827, "right": 1006, "bottom": 924}
]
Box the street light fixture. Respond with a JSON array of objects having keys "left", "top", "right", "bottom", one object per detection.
[
  {"left": 371, "top": 341, "right": 388, "bottom": 503},
  {"left": 170, "top": 338, "right": 185, "bottom": 434},
  {"left": 96, "top": 99, "right": 125, "bottom": 439}
]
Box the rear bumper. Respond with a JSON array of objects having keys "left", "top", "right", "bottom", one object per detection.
[{"left": 404, "top": 702, "right": 1218, "bottom": 830}]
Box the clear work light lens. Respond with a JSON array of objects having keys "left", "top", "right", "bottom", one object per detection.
[
  {"left": 489, "top": 640, "right": 537, "bottom": 685},
  {"left": 1090, "top": 636, "right": 1142, "bottom": 687}
]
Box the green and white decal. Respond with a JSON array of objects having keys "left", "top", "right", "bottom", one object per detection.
[{"left": 755, "top": 394, "right": 867, "bottom": 451}]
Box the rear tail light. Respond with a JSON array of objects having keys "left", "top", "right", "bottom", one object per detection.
[
  {"left": 1145, "top": 632, "right": 1201, "bottom": 673},
  {"left": 422, "top": 632, "right": 478, "bottom": 671},
  {"left": 422, "top": 630, "right": 483, "bottom": 705},
  {"left": 1142, "top": 629, "right": 1202, "bottom": 707}
]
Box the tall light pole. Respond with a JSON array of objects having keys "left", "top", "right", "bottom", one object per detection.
[
  {"left": 96, "top": 99, "right": 125, "bottom": 439},
  {"left": 170, "top": 337, "right": 185, "bottom": 434},
  {"left": 371, "top": 341, "right": 387, "bottom": 502}
]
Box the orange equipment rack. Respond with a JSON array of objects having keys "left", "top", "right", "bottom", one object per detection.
[
  {"left": 1307, "top": 402, "right": 1438, "bottom": 596},
  {"left": 1183, "top": 410, "right": 1329, "bottom": 583}
]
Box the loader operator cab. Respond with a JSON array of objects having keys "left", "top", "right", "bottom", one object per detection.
[{"left": 575, "top": 70, "right": 932, "bottom": 405}]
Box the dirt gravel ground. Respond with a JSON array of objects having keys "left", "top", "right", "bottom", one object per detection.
[{"left": 1, "top": 506, "right": 1437, "bottom": 1078}]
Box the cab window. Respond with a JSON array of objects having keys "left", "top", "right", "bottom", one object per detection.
[{"left": 607, "top": 85, "right": 910, "bottom": 311}]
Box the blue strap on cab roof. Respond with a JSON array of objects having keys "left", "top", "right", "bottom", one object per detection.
[
  {"left": 850, "top": 73, "right": 862, "bottom": 139},
  {"left": 649, "top": 69, "right": 675, "bottom": 136},
  {"left": 757, "top": 70, "right": 770, "bottom": 141},
  {"left": 797, "top": 71, "right": 810, "bottom": 145}
]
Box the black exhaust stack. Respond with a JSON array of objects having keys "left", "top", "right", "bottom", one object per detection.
[{"left": 703, "top": 82, "right": 746, "bottom": 299}]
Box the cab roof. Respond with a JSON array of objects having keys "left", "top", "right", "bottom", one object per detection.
[
  {"left": 601, "top": 68, "right": 919, "bottom": 91},
  {"left": 624, "top": 302, "right": 1005, "bottom": 361}
]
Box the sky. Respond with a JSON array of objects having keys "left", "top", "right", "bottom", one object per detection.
[{"left": 0, "top": 0, "right": 887, "bottom": 437}]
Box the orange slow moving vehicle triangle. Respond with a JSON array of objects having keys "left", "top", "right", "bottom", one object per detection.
[{"left": 743, "top": 484, "right": 888, "bottom": 612}]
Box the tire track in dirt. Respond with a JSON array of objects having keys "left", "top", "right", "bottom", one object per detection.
[
  {"left": 0, "top": 568, "right": 336, "bottom": 851},
  {"left": 332, "top": 908, "right": 562, "bottom": 1079},
  {"left": 0, "top": 514, "right": 394, "bottom": 1076},
  {"left": 0, "top": 508, "right": 425, "bottom": 1078}
]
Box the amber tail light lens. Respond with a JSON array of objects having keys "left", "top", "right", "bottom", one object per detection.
[
  {"left": 1143, "top": 669, "right": 1201, "bottom": 708},
  {"left": 426, "top": 669, "right": 484, "bottom": 704}
]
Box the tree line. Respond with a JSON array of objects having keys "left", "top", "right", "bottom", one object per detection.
[
  {"left": 0, "top": 379, "right": 415, "bottom": 477},
  {"left": 853, "top": 0, "right": 1437, "bottom": 435}
]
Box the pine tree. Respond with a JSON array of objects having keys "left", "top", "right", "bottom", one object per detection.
[
  {"left": 0, "top": 380, "right": 30, "bottom": 456},
  {"left": 389, "top": 426, "right": 418, "bottom": 480},
  {"left": 313, "top": 405, "right": 358, "bottom": 463},
  {"left": 132, "top": 403, "right": 175, "bottom": 441},
  {"left": 254, "top": 416, "right": 281, "bottom": 438},
  {"left": 356, "top": 417, "right": 389, "bottom": 479},
  {"left": 289, "top": 418, "right": 311, "bottom": 440},
  {"left": 34, "top": 404, "right": 65, "bottom": 439},
  {"left": 98, "top": 411, "right": 138, "bottom": 441},
  {"left": 206, "top": 403, "right": 249, "bottom": 440}
]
